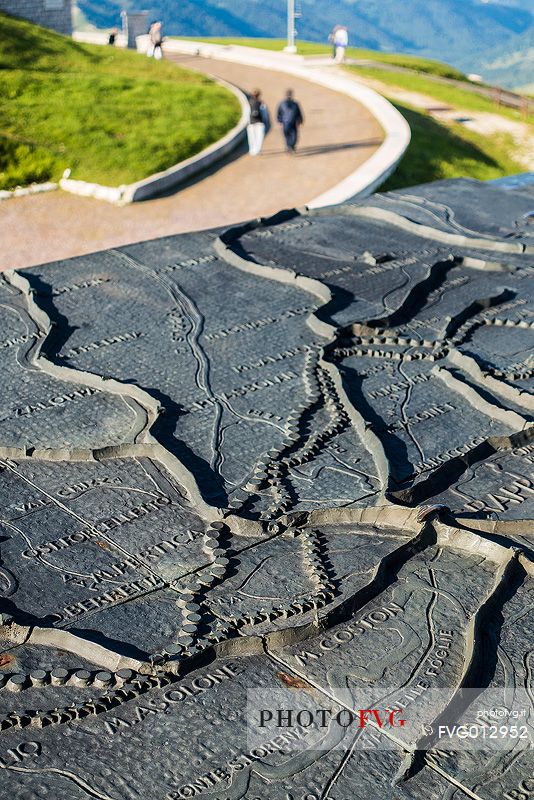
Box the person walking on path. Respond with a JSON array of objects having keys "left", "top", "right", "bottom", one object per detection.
[
  {"left": 247, "top": 89, "right": 270, "bottom": 156},
  {"left": 277, "top": 89, "right": 304, "bottom": 153},
  {"left": 334, "top": 26, "right": 349, "bottom": 62},
  {"left": 148, "top": 21, "right": 164, "bottom": 60},
  {"left": 328, "top": 26, "right": 340, "bottom": 59}
]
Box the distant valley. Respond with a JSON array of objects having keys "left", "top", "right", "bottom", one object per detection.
[{"left": 78, "top": 0, "right": 533, "bottom": 88}]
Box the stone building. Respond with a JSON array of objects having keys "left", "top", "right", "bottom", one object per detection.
[{"left": 0, "top": 0, "right": 73, "bottom": 35}]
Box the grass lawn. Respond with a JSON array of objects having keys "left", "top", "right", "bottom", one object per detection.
[
  {"left": 380, "top": 104, "right": 524, "bottom": 190},
  {"left": 0, "top": 13, "right": 241, "bottom": 190},
  {"left": 176, "top": 37, "right": 466, "bottom": 80},
  {"left": 347, "top": 66, "right": 534, "bottom": 123}
]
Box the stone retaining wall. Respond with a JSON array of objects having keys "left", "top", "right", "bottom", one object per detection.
[{"left": 0, "top": 0, "right": 72, "bottom": 35}]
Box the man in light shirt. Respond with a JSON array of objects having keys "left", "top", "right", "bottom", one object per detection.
[{"left": 334, "top": 26, "right": 349, "bottom": 62}]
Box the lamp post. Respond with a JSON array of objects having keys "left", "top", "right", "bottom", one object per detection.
[{"left": 284, "top": 0, "right": 297, "bottom": 53}]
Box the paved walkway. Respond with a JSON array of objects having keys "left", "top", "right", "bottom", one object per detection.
[{"left": 0, "top": 55, "right": 382, "bottom": 271}]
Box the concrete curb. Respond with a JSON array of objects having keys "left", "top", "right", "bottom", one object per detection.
[
  {"left": 59, "top": 176, "right": 124, "bottom": 203},
  {"left": 63, "top": 33, "right": 250, "bottom": 204},
  {"left": 0, "top": 182, "right": 58, "bottom": 202},
  {"left": 123, "top": 77, "right": 249, "bottom": 203},
  {"left": 73, "top": 31, "right": 127, "bottom": 47},
  {"left": 164, "top": 39, "right": 411, "bottom": 205}
]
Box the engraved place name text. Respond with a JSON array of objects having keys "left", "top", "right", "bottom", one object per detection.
[
  {"left": 294, "top": 602, "right": 404, "bottom": 665},
  {"left": 155, "top": 255, "right": 217, "bottom": 275},
  {"left": 386, "top": 402, "right": 456, "bottom": 432},
  {"left": 188, "top": 371, "right": 300, "bottom": 413},
  {"left": 61, "top": 573, "right": 162, "bottom": 620},
  {"left": 21, "top": 495, "right": 171, "bottom": 558},
  {"left": 104, "top": 663, "right": 240, "bottom": 735},
  {"left": 204, "top": 306, "right": 314, "bottom": 342},
  {"left": 64, "top": 330, "right": 143, "bottom": 358},
  {"left": 413, "top": 435, "right": 487, "bottom": 473},
  {"left": 367, "top": 372, "right": 430, "bottom": 399},
  {"left": 232, "top": 345, "right": 309, "bottom": 374},
  {"left": 463, "top": 475, "right": 534, "bottom": 514},
  {"left": 51, "top": 276, "right": 110, "bottom": 296},
  {"left": 13, "top": 386, "right": 100, "bottom": 417}
]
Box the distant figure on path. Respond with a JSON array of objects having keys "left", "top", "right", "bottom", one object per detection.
[
  {"left": 334, "top": 26, "right": 348, "bottom": 62},
  {"left": 108, "top": 27, "right": 118, "bottom": 46},
  {"left": 148, "top": 21, "right": 164, "bottom": 60},
  {"left": 328, "top": 25, "right": 340, "bottom": 59},
  {"left": 247, "top": 89, "right": 270, "bottom": 156},
  {"left": 277, "top": 89, "right": 304, "bottom": 153}
]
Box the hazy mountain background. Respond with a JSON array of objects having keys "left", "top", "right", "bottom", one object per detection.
[
  {"left": 77, "top": 0, "right": 534, "bottom": 90},
  {"left": 476, "top": 25, "right": 534, "bottom": 91}
]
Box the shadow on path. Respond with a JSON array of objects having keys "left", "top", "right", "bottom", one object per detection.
[
  {"left": 147, "top": 138, "right": 249, "bottom": 200},
  {"left": 295, "top": 138, "right": 383, "bottom": 157}
]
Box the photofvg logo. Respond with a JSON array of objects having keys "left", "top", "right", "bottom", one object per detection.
[
  {"left": 246, "top": 687, "right": 533, "bottom": 754},
  {"left": 247, "top": 687, "right": 416, "bottom": 754},
  {"left": 258, "top": 706, "right": 405, "bottom": 731}
]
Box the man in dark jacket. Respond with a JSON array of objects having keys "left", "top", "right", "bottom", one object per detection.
[{"left": 276, "top": 89, "right": 304, "bottom": 153}]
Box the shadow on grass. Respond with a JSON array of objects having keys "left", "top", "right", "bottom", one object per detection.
[
  {"left": 0, "top": 11, "right": 96, "bottom": 70},
  {"left": 380, "top": 103, "right": 502, "bottom": 191},
  {"left": 0, "top": 136, "right": 56, "bottom": 190}
]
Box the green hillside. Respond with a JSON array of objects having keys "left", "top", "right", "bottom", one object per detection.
[
  {"left": 345, "top": 65, "right": 530, "bottom": 187},
  {"left": 349, "top": 65, "right": 533, "bottom": 122},
  {"left": 380, "top": 104, "right": 523, "bottom": 190},
  {"left": 0, "top": 12, "right": 240, "bottom": 190}
]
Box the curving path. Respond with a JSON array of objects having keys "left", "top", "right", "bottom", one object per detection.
[{"left": 0, "top": 54, "right": 382, "bottom": 271}]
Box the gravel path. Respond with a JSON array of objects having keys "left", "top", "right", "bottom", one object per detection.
[{"left": 1, "top": 55, "right": 382, "bottom": 271}]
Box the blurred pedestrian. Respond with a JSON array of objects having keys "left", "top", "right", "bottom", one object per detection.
[
  {"left": 247, "top": 89, "right": 270, "bottom": 156},
  {"left": 146, "top": 20, "right": 156, "bottom": 56},
  {"left": 108, "top": 27, "right": 118, "bottom": 46},
  {"left": 148, "top": 21, "right": 164, "bottom": 60},
  {"left": 277, "top": 89, "right": 304, "bottom": 153},
  {"left": 334, "top": 26, "right": 348, "bottom": 62},
  {"left": 328, "top": 25, "right": 340, "bottom": 59}
]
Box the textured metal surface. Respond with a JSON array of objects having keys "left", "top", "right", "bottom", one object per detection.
[{"left": 0, "top": 178, "right": 532, "bottom": 798}]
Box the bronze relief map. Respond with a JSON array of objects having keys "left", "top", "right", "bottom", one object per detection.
[{"left": 0, "top": 177, "right": 532, "bottom": 799}]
